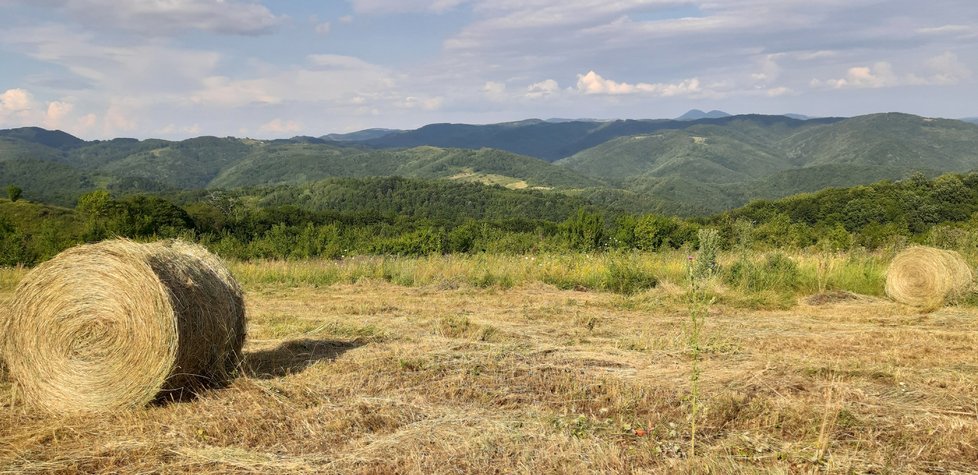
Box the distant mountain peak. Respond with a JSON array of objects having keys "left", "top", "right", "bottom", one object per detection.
[
  {"left": 0, "top": 126, "right": 86, "bottom": 150},
  {"left": 320, "top": 128, "right": 402, "bottom": 142},
  {"left": 675, "top": 109, "right": 732, "bottom": 121}
]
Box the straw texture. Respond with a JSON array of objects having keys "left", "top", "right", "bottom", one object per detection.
[
  {"left": 2, "top": 239, "right": 246, "bottom": 413},
  {"left": 885, "top": 246, "right": 973, "bottom": 310}
]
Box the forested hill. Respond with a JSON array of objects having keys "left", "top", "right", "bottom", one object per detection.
[
  {"left": 554, "top": 113, "right": 978, "bottom": 213},
  {"left": 3, "top": 112, "right": 978, "bottom": 215},
  {"left": 358, "top": 114, "right": 842, "bottom": 162},
  {"left": 0, "top": 130, "right": 600, "bottom": 206}
]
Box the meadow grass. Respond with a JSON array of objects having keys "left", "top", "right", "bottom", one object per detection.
[
  {"left": 228, "top": 249, "right": 891, "bottom": 310},
  {"left": 0, "top": 249, "right": 889, "bottom": 305}
]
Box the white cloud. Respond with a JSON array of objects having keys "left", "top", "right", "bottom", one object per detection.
[
  {"left": 0, "top": 87, "right": 119, "bottom": 136},
  {"left": 190, "top": 76, "right": 281, "bottom": 107},
  {"left": 814, "top": 54, "right": 972, "bottom": 90},
  {"left": 576, "top": 70, "right": 701, "bottom": 96},
  {"left": 12, "top": 0, "right": 283, "bottom": 36},
  {"left": 814, "top": 62, "right": 898, "bottom": 89},
  {"left": 526, "top": 79, "right": 559, "bottom": 98},
  {"left": 0, "top": 88, "right": 40, "bottom": 128},
  {"left": 103, "top": 103, "right": 138, "bottom": 135},
  {"left": 751, "top": 54, "right": 782, "bottom": 84},
  {"left": 916, "top": 24, "right": 973, "bottom": 36},
  {"left": 77, "top": 113, "right": 98, "bottom": 132},
  {"left": 794, "top": 50, "right": 839, "bottom": 61},
  {"left": 306, "top": 54, "right": 381, "bottom": 70},
  {"left": 0, "top": 88, "right": 34, "bottom": 113},
  {"left": 259, "top": 119, "right": 303, "bottom": 135},
  {"left": 187, "top": 54, "right": 398, "bottom": 110},
  {"left": 315, "top": 21, "right": 332, "bottom": 35},
  {"left": 351, "top": 0, "right": 467, "bottom": 14},
  {"left": 158, "top": 123, "right": 202, "bottom": 136},
  {"left": 483, "top": 81, "right": 506, "bottom": 99},
  {"left": 0, "top": 89, "right": 75, "bottom": 129},
  {"left": 2, "top": 25, "right": 222, "bottom": 97},
  {"left": 397, "top": 96, "right": 444, "bottom": 111},
  {"left": 922, "top": 51, "right": 972, "bottom": 85},
  {"left": 43, "top": 100, "right": 74, "bottom": 128}
]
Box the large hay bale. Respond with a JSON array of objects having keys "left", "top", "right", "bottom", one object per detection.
[
  {"left": 2, "top": 239, "right": 246, "bottom": 413},
  {"left": 885, "top": 246, "right": 974, "bottom": 309}
]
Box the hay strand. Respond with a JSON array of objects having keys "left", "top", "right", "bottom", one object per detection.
[
  {"left": 2, "top": 239, "right": 246, "bottom": 413},
  {"left": 885, "top": 246, "right": 974, "bottom": 309}
]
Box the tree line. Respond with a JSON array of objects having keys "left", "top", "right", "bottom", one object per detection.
[{"left": 2, "top": 172, "right": 978, "bottom": 266}]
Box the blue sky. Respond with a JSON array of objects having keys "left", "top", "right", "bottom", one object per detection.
[{"left": 0, "top": 0, "right": 976, "bottom": 139}]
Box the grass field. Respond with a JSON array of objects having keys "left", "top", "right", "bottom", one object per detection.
[{"left": 1, "top": 252, "right": 977, "bottom": 473}]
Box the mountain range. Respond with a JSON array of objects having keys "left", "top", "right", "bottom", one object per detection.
[
  {"left": 675, "top": 109, "right": 731, "bottom": 121},
  {"left": 2, "top": 112, "right": 978, "bottom": 215}
]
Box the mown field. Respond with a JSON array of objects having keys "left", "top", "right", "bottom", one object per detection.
[{"left": 1, "top": 251, "right": 977, "bottom": 473}]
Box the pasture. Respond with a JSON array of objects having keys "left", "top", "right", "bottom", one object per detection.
[{"left": 1, "top": 252, "right": 976, "bottom": 473}]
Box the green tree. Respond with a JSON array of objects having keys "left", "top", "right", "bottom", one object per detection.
[
  {"left": 6, "top": 185, "right": 22, "bottom": 202},
  {"left": 634, "top": 214, "right": 679, "bottom": 250},
  {"left": 76, "top": 189, "right": 113, "bottom": 217},
  {"left": 561, "top": 209, "right": 605, "bottom": 251}
]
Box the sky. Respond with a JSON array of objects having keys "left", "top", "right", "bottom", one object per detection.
[{"left": 0, "top": 0, "right": 976, "bottom": 139}]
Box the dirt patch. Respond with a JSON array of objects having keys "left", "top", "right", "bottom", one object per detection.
[{"left": 804, "top": 290, "right": 864, "bottom": 306}]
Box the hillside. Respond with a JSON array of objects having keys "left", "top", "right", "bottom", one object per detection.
[
  {"left": 248, "top": 176, "right": 600, "bottom": 222},
  {"left": 557, "top": 113, "right": 978, "bottom": 213},
  {"left": 2, "top": 113, "right": 978, "bottom": 215},
  {"left": 675, "top": 109, "right": 731, "bottom": 120},
  {"left": 0, "top": 127, "right": 86, "bottom": 150},
  {"left": 361, "top": 115, "right": 842, "bottom": 162},
  {"left": 0, "top": 138, "right": 97, "bottom": 204},
  {"left": 781, "top": 113, "right": 978, "bottom": 169},
  {"left": 557, "top": 122, "right": 795, "bottom": 183},
  {"left": 210, "top": 145, "right": 600, "bottom": 190},
  {"left": 0, "top": 132, "right": 598, "bottom": 205},
  {"left": 89, "top": 137, "right": 252, "bottom": 189},
  {"left": 321, "top": 128, "right": 401, "bottom": 142}
]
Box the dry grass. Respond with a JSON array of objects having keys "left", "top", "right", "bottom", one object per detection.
[{"left": 1, "top": 255, "right": 977, "bottom": 473}]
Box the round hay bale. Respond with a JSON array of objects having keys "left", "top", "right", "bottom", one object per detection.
[
  {"left": 2, "top": 239, "right": 246, "bottom": 413},
  {"left": 885, "top": 246, "right": 974, "bottom": 309}
]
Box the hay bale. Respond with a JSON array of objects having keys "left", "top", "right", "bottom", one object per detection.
[
  {"left": 885, "top": 246, "right": 974, "bottom": 309},
  {"left": 2, "top": 239, "right": 246, "bottom": 413}
]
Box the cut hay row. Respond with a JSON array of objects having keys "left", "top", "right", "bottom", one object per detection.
[
  {"left": 885, "top": 246, "right": 974, "bottom": 310},
  {"left": 1, "top": 239, "right": 246, "bottom": 413}
]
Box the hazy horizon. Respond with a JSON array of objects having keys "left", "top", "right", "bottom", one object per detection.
[
  {"left": 7, "top": 110, "right": 978, "bottom": 142},
  {"left": 1, "top": 1, "right": 976, "bottom": 139}
]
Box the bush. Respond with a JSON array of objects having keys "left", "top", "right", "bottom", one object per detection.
[
  {"left": 562, "top": 209, "right": 605, "bottom": 251},
  {"left": 7, "top": 185, "right": 22, "bottom": 202},
  {"left": 725, "top": 252, "right": 800, "bottom": 292},
  {"left": 603, "top": 255, "right": 658, "bottom": 295}
]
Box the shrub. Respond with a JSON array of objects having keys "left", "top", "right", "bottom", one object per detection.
[
  {"left": 603, "top": 255, "right": 658, "bottom": 295},
  {"left": 725, "top": 252, "right": 800, "bottom": 292},
  {"left": 7, "top": 185, "right": 22, "bottom": 202}
]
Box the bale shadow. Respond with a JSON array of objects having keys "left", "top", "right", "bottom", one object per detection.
[
  {"left": 151, "top": 339, "right": 362, "bottom": 406},
  {"left": 242, "top": 339, "right": 363, "bottom": 380}
]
